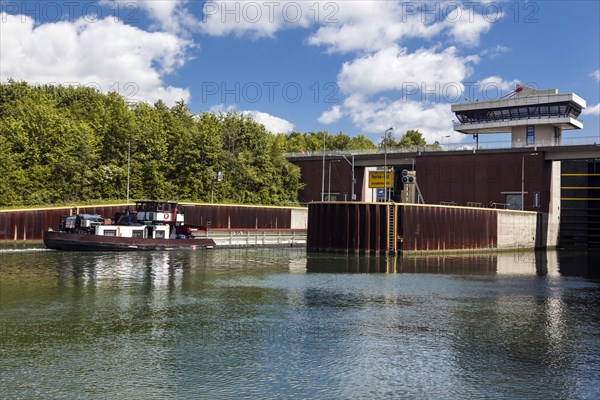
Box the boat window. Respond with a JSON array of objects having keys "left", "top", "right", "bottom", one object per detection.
[
  {"left": 132, "top": 230, "right": 144, "bottom": 238},
  {"left": 103, "top": 230, "right": 117, "bottom": 237},
  {"left": 155, "top": 230, "right": 165, "bottom": 239}
]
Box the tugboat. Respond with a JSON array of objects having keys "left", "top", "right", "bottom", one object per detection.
[{"left": 44, "top": 201, "right": 216, "bottom": 251}]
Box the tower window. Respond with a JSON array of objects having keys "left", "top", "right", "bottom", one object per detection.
[
  {"left": 526, "top": 126, "right": 535, "bottom": 146},
  {"left": 554, "top": 127, "right": 561, "bottom": 145}
]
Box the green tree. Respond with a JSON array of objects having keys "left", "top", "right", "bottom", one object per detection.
[
  {"left": 398, "top": 130, "right": 427, "bottom": 147},
  {"left": 0, "top": 82, "right": 303, "bottom": 207},
  {"left": 380, "top": 129, "right": 428, "bottom": 149},
  {"left": 347, "top": 134, "right": 376, "bottom": 150},
  {"left": 279, "top": 131, "right": 376, "bottom": 152}
]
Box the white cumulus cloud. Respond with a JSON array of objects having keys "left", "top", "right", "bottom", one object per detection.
[
  {"left": 209, "top": 104, "right": 294, "bottom": 133},
  {"left": 308, "top": 2, "right": 502, "bottom": 53},
  {"left": 592, "top": 69, "right": 600, "bottom": 81},
  {"left": 481, "top": 44, "right": 510, "bottom": 59},
  {"left": 445, "top": 8, "right": 501, "bottom": 46},
  {"left": 318, "top": 105, "right": 343, "bottom": 124},
  {"left": 0, "top": 12, "right": 192, "bottom": 105},
  {"left": 100, "top": 0, "right": 199, "bottom": 35},
  {"left": 242, "top": 110, "right": 294, "bottom": 133},
  {"left": 308, "top": 1, "right": 442, "bottom": 54},
  {"left": 582, "top": 103, "right": 600, "bottom": 116},
  {"left": 476, "top": 76, "right": 522, "bottom": 100},
  {"left": 338, "top": 46, "right": 478, "bottom": 97},
  {"left": 199, "top": 1, "right": 500, "bottom": 50},
  {"left": 200, "top": 0, "right": 313, "bottom": 38},
  {"left": 340, "top": 94, "right": 461, "bottom": 143}
]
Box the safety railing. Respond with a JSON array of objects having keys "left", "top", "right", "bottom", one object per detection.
[
  {"left": 192, "top": 229, "right": 307, "bottom": 246},
  {"left": 284, "top": 136, "right": 600, "bottom": 158}
]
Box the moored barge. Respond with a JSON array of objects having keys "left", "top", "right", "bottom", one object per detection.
[{"left": 44, "top": 201, "right": 215, "bottom": 251}]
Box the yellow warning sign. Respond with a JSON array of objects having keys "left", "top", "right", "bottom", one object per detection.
[{"left": 369, "top": 171, "right": 393, "bottom": 188}]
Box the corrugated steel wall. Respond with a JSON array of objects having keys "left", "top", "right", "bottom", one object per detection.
[
  {"left": 291, "top": 158, "right": 363, "bottom": 203},
  {"left": 0, "top": 208, "right": 70, "bottom": 241},
  {"left": 0, "top": 204, "right": 296, "bottom": 241},
  {"left": 400, "top": 205, "right": 497, "bottom": 252},
  {"left": 0, "top": 205, "right": 143, "bottom": 241},
  {"left": 416, "top": 152, "right": 550, "bottom": 212},
  {"left": 307, "top": 202, "right": 388, "bottom": 253},
  {"left": 182, "top": 204, "right": 291, "bottom": 229},
  {"left": 307, "top": 202, "right": 499, "bottom": 253}
]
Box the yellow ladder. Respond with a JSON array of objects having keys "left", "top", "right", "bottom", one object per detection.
[{"left": 387, "top": 204, "right": 397, "bottom": 254}]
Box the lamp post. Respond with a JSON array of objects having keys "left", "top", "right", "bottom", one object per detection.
[
  {"left": 321, "top": 134, "right": 326, "bottom": 201},
  {"left": 521, "top": 152, "right": 538, "bottom": 210},
  {"left": 383, "top": 127, "right": 394, "bottom": 202},
  {"left": 341, "top": 155, "right": 355, "bottom": 201},
  {"left": 210, "top": 172, "right": 215, "bottom": 203},
  {"left": 328, "top": 160, "right": 340, "bottom": 201},
  {"left": 210, "top": 170, "right": 223, "bottom": 203},
  {"left": 126, "top": 141, "right": 130, "bottom": 205},
  {"left": 441, "top": 135, "right": 451, "bottom": 146}
]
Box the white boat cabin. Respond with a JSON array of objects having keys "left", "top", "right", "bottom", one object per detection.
[
  {"left": 90, "top": 201, "right": 183, "bottom": 239},
  {"left": 95, "top": 224, "right": 171, "bottom": 239}
]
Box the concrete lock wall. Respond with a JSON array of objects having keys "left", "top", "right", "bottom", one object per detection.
[
  {"left": 497, "top": 210, "right": 538, "bottom": 249},
  {"left": 546, "top": 161, "right": 561, "bottom": 247},
  {"left": 290, "top": 208, "right": 308, "bottom": 229}
]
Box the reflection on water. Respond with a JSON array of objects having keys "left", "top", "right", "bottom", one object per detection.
[
  {"left": 306, "top": 249, "right": 598, "bottom": 277},
  {"left": 0, "top": 247, "right": 599, "bottom": 399}
]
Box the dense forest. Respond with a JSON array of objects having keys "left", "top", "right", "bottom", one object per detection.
[
  {"left": 0, "top": 81, "right": 435, "bottom": 208},
  {"left": 0, "top": 81, "right": 304, "bottom": 207}
]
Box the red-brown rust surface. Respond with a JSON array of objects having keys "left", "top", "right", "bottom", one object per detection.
[
  {"left": 182, "top": 205, "right": 291, "bottom": 229},
  {"left": 416, "top": 152, "right": 550, "bottom": 212},
  {"left": 400, "top": 205, "right": 497, "bottom": 252},
  {"left": 307, "top": 202, "right": 388, "bottom": 253},
  {"left": 307, "top": 203, "right": 499, "bottom": 253}
]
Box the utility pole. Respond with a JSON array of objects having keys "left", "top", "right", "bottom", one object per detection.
[
  {"left": 321, "top": 134, "right": 326, "bottom": 201},
  {"left": 210, "top": 170, "right": 223, "bottom": 203},
  {"left": 126, "top": 141, "right": 130, "bottom": 205},
  {"left": 351, "top": 155, "right": 355, "bottom": 200},
  {"left": 328, "top": 160, "right": 340, "bottom": 201},
  {"left": 384, "top": 127, "right": 394, "bottom": 202},
  {"left": 341, "top": 155, "right": 356, "bottom": 201},
  {"left": 521, "top": 153, "right": 538, "bottom": 210}
]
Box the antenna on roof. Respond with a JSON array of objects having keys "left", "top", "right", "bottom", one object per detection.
[{"left": 500, "top": 85, "right": 524, "bottom": 100}]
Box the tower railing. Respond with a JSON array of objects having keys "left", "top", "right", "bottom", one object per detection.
[{"left": 454, "top": 113, "right": 582, "bottom": 126}]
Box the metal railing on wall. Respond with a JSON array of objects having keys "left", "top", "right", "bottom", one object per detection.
[
  {"left": 284, "top": 136, "right": 600, "bottom": 159},
  {"left": 192, "top": 229, "right": 306, "bottom": 247}
]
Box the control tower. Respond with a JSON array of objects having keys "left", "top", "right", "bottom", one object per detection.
[{"left": 451, "top": 86, "right": 586, "bottom": 147}]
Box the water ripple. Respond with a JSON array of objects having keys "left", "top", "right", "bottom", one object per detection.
[{"left": 1, "top": 249, "right": 599, "bottom": 399}]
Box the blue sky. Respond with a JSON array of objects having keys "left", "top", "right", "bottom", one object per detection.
[{"left": 1, "top": 0, "right": 599, "bottom": 145}]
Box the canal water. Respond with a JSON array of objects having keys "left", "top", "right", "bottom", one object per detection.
[{"left": 1, "top": 247, "right": 599, "bottom": 399}]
